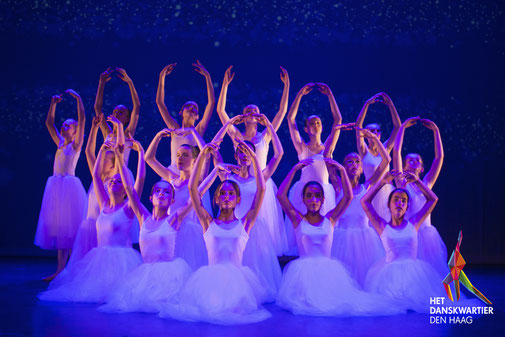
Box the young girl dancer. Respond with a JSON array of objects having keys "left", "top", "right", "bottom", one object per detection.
[
  {"left": 355, "top": 92, "right": 401, "bottom": 220},
  {"left": 326, "top": 128, "right": 390, "bottom": 287},
  {"left": 145, "top": 129, "right": 211, "bottom": 270},
  {"left": 211, "top": 114, "right": 284, "bottom": 300},
  {"left": 285, "top": 82, "right": 343, "bottom": 254},
  {"left": 99, "top": 149, "right": 193, "bottom": 313},
  {"left": 392, "top": 116, "right": 447, "bottom": 276},
  {"left": 38, "top": 140, "right": 145, "bottom": 303},
  {"left": 159, "top": 142, "right": 271, "bottom": 325},
  {"left": 215, "top": 65, "right": 290, "bottom": 255},
  {"left": 156, "top": 61, "right": 215, "bottom": 170},
  {"left": 35, "top": 90, "right": 87, "bottom": 281},
  {"left": 67, "top": 114, "right": 116, "bottom": 266},
  {"left": 276, "top": 159, "right": 403, "bottom": 316},
  {"left": 362, "top": 171, "right": 448, "bottom": 312}
]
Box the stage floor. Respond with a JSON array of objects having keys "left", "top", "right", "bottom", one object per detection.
[{"left": 1, "top": 257, "right": 503, "bottom": 337}]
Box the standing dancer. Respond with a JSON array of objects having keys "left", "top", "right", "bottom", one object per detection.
[
  {"left": 284, "top": 82, "right": 343, "bottom": 254},
  {"left": 35, "top": 90, "right": 87, "bottom": 281},
  {"left": 145, "top": 129, "right": 211, "bottom": 270},
  {"left": 326, "top": 128, "right": 390, "bottom": 287},
  {"left": 99, "top": 148, "right": 193, "bottom": 313},
  {"left": 67, "top": 115, "right": 116, "bottom": 266},
  {"left": 159, "top": 143, "right": 271, "bottom": 325},
  {"left": 276, "top": 159, "right": 403, "bottom": 316},
  {"left": 362, "top": 171, "right": 447, "bottom": 312},
  {"left": 215, "top": 65, "right": 290, "bottom": 255},
  {"left": 392, "top": 116, "right": 447, "bottom": 276},
  {"left": 38, "top": 141, "right": 145, "bottom": 303},
  {"left": 355, "top": 92, "right": 401, "bottom": 220},
  {"left": 156, "top": 61, "right": 215, "bottom": 171}
]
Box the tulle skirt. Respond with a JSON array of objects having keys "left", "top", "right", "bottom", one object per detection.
[
  {"left": 331, "top": 225, "right": 385, "bottom": 287},
  {"left": 242, "top": 217, "right": 282, "bottom": 302},
  {"left": 159, "top": 263, "right": 271, "bottom": 325},
  {"left": 38, "top": 246, "right": 142, "bottom": 303},
  {"left": 66, "top": 218, "right": 98, "bottom": 267},
  {"left": 99, "top": 258, "right": 192, "bottom": 313},
  {"left": 418, "top": 223, "right": 449, "bottom": 277},
  {"left": 174, "top": 219, "right": 208, "bottom": 270},
  {"left": 260, "top": 178, "right": 288, "bottom": 256},
  {"left": 365, "top": 257, "right": 446, "bottom": 313},
  {"left": 277, "top": 256, "right": 405, "bottom": 316},
  {"left": 284, "top": 181, "right": 336, "bottom": 255},
  {"left": 34, "top": 175, "right": 87, "bottom": 249}
]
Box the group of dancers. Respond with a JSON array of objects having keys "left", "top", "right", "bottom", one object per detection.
[{"left": 35, "top": 63, "right": 464, "bottom": 324}]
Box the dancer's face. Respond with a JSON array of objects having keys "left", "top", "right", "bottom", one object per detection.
[
  {"left": 215, "top": 182, "right": 240, "bottom": 210},
  {"left": 60, "top": 119, "right": 77, "bottom": 140},
  {"left": 343, "top": 153, "right": 363, "bottom": 178},
  {"left": 404, "top": 153, "right": 424, "bottom": 175},
  {"left": 389, "top": 190, "right": 409, "bottom": 219},
  {"left": 176, "top": 147, "right": 195, "bottom": 171},
  {"left": 107, "top": 173, "right": 125, "bottom": 195},
  {"left": 365, "top": 123, "right": 381, "bottom": 140},
  {"left": 112, "top": 105, "right": 131, "bottom": 125},
  {"left": 303, "top": 185, "right": 324, "bottom": 213},
  {"left": 304, "top": 116, "right": 322, "bottom": 135},
  {"left": 103, "top": 151, "right": 116, "bottom": 173},
  {"left": 150, "top": 181, "right": 174, "bottom": 208},
  {"left": 180, "top": 102, "right": 199, "bottom": 123},
  {"left": 235, "top": 147, "right": 252, "bottom": 167}
]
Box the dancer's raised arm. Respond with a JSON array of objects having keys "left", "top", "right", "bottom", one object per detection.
[
  {"left": 420, "top": 119, "right": 444, "bottom": 188},
  {"left": 45, "top": 94, "right": 64, "bottom": 146},
  {"left": 189, "top": 145, "right": 215, "bottom": 231},
  {"left": 263, "top": 67, "right": 290, "bottom": 142},
  {"left": 85, "top": 115, "right": 102, "bottom": 174},
  {"left": 238, "top": 142, "right": 266, "bottom": 234},
  {"left": 356, "top": 94, "right": 380, "bottom": 156},
  {"left": 65, "top": 89, "right": 86, "bottom": 151},
  {"left": 215, "top": 65, "right": 242, "bottom": 141},
  {"left": 145, "top": 129, "right": 179, "bottom": 182},
  {"left": 380, "top": 92, "right": 402, "bottom": 152},
  {"left": 156, "top": 63, "right": 179, "bottom": 130},
  {"left": 287, "top": 83, "right": 314, "bottom": 154},
  {"left": 324, "top": 159, "right": 353, "bottom": 226},
  {"left": 322, "top": 123, "right": 355, "bottom": 158},
  {"left": 93, "top": 145, "right": 112, "bottom": 209},
  {"left": 193, "top": 60, "right": 215, "bottom": 136},
  {"left": 392, "top": 116, "right": 420, "bottom": 186},
  {"left": 94, "top": 68, "right": 112, "bottom": 138},
  {"left": 317, "top": 83, "right": 342, "bottom": 157},
  {"left": 115, "top": 68, "right": 140, "bottom": 139},
  {"left": 256, "top": 114, "right": 284, "bottom": 180},
  {"left": 276, "top": 159, "right": 314, "bottom": 227},
  {"left": 404, "top": 172, "right": 438, "bottom": 230}
]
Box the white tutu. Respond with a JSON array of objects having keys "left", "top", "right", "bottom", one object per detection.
[
  {"left": 39, "top": 246, "right": 142, "bottom": 303},
  {"left": 175, "top": 218, "right": 208, "bottom": 270},
  {"left": 261, "top": 178, "right": 288, "bottom": 256},
  {"left": 277, "top": 256, "right": 404, "bottom": 316},
  {"left": 418, "top": 223, "right": 448, "bottom": 277},
  {"left": 332, "top": 225, "right": 385, "bottom": 287},
  {"left": 365, "top": 257, "right": 447, "bottom": 313},
  {"left": 34, "top": 175, "right": 87, "bottom": 249},
  {"left": 99, "top": 258, "right": 192, "bottom": 313},
  {"left": 242, "top": 217, "right": 282, "bottom": 302},
  {"left": 67, "top": 218, "right": 97, "bottom": 267},
  {"left": 159, "top": 263, "right": 271, "bottom": 325}
]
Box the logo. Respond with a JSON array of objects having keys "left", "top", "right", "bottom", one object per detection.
[{"left": 443, "top": 230, "right": 492, "bottom": 305}]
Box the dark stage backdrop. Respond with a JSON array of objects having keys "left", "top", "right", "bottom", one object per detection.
[{"left": 1, "top": 1, "right": 504, "bottom": 263}]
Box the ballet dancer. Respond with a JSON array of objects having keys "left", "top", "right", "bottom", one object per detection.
[{"left": 35, "top": 90, "right": 87, "bottom": 281}]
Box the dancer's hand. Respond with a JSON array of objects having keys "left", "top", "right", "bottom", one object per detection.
[
  {"left": 115, "top": 67, "right": 132, "bottom": 84},
  {"left": 51, "top": 94, "right": 63, "bottom": 104},
  {"left": 160, "top": 63, "right": 176, "bottom": 77},
  {"left": 280, "top": 66, "right": 289, "bottom": 85},
  {"left": 316, "top": 82, "right": 331, "bottom": 96},
  {"left": 420, "top": 119, "right": 439, "bottom": 132},
  {"left": 65, "top": 89, "right": 80, "bottom": 99},
  {"left": 99, "top": 68, "right": 112, "bottom": 84},
  {"left": 403, "top": 116, "right": 420, "bottom": 128},
  {"left": 223, "top": 65, "right": 235, "bottom": 86},
  {"left": 193, "top": 60, "right": 210, "bottom": 78}
]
